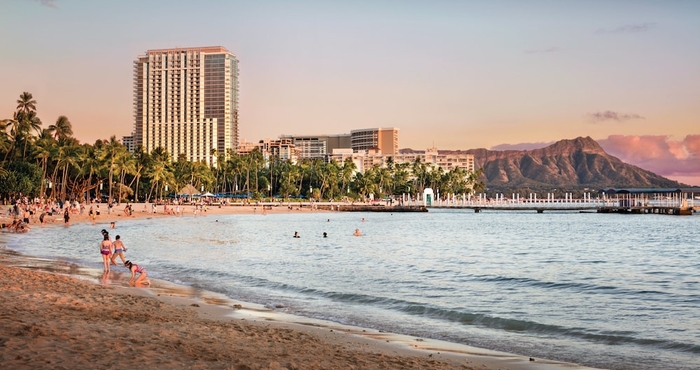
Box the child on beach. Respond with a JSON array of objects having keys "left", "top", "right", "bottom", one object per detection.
[
  {"left": 110, "top": 235, "right": 127, "bottom": 265},
  {"left": 124, "top": 260, "right": 150, "bottom": 286},
  {"left": 99, "top": 234, "right": 113, "bottom": 272}
]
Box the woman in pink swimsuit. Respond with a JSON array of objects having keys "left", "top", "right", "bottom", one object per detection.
[
  {"left": 99, "top": 234, "right": 113, "bottom": 272},
  {"left": 124, "top": 260, "right": 150, "bottom": 286}
]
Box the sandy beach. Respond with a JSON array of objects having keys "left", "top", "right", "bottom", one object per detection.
[
  {"left": 0, "top": 202, "right": 597, "bottom": 370},
  {"left": 1, "top": 201, "right": 318, "bottom": 228}
]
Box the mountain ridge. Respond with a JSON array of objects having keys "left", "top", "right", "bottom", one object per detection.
[{"left": 409, "top": 136, "right": 684, "bottom": 191}]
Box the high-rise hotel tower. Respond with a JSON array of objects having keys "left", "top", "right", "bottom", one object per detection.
[{"left": 133, "top": 46, "right": 239, "bottom": 165}]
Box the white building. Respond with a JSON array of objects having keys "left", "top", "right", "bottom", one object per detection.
[
  {"left": 132, "top": 46, "right": 240, "bottom": 165},
  {"left": 327, "top": 147, "right": 475, "bottom": 173}
]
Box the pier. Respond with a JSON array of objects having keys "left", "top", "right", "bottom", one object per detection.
[{"left": 420, "top": 188, "right": 700, "bottom": 215}]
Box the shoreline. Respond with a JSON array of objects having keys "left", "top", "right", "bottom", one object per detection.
[{"left": 0, "top": 205, "right": 601, "bottom": 369}]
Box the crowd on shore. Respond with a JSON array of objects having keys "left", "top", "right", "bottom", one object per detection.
[{"left": 0, "top": 196, "right": 216, "bottom": 232}]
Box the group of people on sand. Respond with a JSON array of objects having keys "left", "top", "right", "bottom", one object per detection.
[{"left": 99, "top": 229, "right": 149, "bottom": 286}]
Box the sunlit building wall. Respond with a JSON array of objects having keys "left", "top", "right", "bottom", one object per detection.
[{"left": 133, "top": 46, "right": 239, "bottom": 165}]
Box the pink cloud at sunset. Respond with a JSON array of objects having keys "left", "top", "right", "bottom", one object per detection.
[
  {"left": 491, "top": 135, "right": 700, "bottom": 186},
  {"left": 597, "top": 135, "right": 700, "bottom": 186}
]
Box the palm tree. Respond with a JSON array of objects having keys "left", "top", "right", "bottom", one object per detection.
[
  {"left": 467, "top": 168, "right": 486, "bottom": 194},
  {"left": 145, "top": 148, "right": 172, "bottom": 202},
  {"left": 56, "top": 143, "right": 81, "bottom": 200},
  {"left": 48, "top": 115, "right": 73, "bottom": 142},
  {"left": 192, "top": 160, "right": 214, "bottom": 192},
  {"left": 354, "top": 171, "right": 376, "bottom": 200},
  {"left": 32, "top": 134, "right": 58, "bottom": 196},
  {"left": 316, "top": 160, "right": 339, "bottom": 201},
  {"left": 427, "top": 166, "right": 444, "bottom": 197},
  {"left": 224, "top": 151, "right": 245, "bottom": 196},
  {"left": 411, "top": 157, "right": 429, "bottom": 194},
  {"left": 113, "top": 150, "right": 136, "bottom": 202},
  {"left": 392, "top": 162, "right": 411, "bottom": 194},
  {"left": 11, "top": 110, "right": 42, "bottom": 160},
  {"left": 296, "top": 159, "right": 311, "bottom": 196},
  {"left": 129, "top": 147, "right": 151, "bottom": 202},
  {"left": 101, "top": 136, "right": 125, "bottom": 202},
  {"left": 277, "top": 160, "right": 300, "bottom": 200},
  {"left": 78, "top": 144, "right": 104, "bottom": 202},
  {"left": 0, "top": 119, "right": 13, "bottom": 164},
  {"left": 375, "top": 165, "right": 393, "bottom": 197},
  {"left": 340, "top": 158, "right": 357, "bottom": 196},
  {"left": 248, "top": 147, "right": 264, "bottom": 195},
  {"left": 16, "top": 92, "right": 37, "bottom": 114}
]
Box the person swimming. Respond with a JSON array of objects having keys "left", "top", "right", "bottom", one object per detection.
[
  {"left": 323, "top": 232, "right": 327, "bottom": 238},
  {"left": 294, "top": 231, "right": 300, "bottom": 238},
  {"left": 353, "top": 229, "right": 362, "bottom": 236}
]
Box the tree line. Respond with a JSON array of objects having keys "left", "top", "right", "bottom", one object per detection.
[{"left": 1, "top": 92, "right": 485, "bottom": 202}]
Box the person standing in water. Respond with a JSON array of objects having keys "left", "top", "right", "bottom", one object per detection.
[
  {"left": 110, "top": 235, "right": 128, "bottom": 265},
  {"left": 99, "top": 234, "right": 113, "bottom": 272}
]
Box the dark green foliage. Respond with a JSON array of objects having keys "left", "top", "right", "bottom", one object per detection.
[{"left": 0, "top": 161, "right": 42, "bottom": 197}]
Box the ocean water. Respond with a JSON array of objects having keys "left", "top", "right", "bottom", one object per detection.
[{"left": 6, "top": 209, "right": 700, "bottom": 370}]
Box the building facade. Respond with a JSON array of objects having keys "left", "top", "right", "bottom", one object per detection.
[
  {"left": 238, "top": 138, "right": 299, "bottom": 162},
  {"left": 280, "top": 134, "right": 351, "bottom": 159},
  {"left": 327, "top": 148, "right": 475, "bottom": 174},
  {"left": 121, "top": 134, "right": 135, "bottom": 153},
  {"left": 350, "top": 127, "right": 399, "bottom": 155},
  {"left": 133, "top": 46, "right": 239, "bottom": 165}
]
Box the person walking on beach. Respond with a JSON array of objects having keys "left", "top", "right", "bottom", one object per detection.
[
  {"left": 124, "top": 260, "right": 150, "bottom": 286},
  {"left": 99, "top": 233, "right": 113, "bottom": 272},
  {"left": 110, "top": 235, "right": 127, "bottom": 265}
]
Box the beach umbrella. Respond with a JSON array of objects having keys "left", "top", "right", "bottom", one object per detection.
[{"left": 179, "top": 184, "right": 200, "bottom": 195}]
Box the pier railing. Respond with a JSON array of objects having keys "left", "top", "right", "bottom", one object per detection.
[{"left": 396, "top": 194, "right": 696, "bottom": 214}]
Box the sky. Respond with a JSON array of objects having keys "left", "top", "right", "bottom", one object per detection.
[{"left": 1, "top": 0, "right": 698, "bottom": 185}]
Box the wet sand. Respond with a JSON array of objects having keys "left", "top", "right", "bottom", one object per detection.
[{"left": 0, "top": 202, "right": 600, "bottom": 370}]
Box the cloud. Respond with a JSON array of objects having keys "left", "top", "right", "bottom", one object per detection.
[
  {"left": 595, "top": 22, "right": 656, "bottom": 34},
  {"left": 597, "top": 135, "right": 700, "bottom": 186},
  {"left": 491, "top": 142, "right": 553, "bottom": 151},
  {"left": 32, "top": 0, "right": 58, "bottom": 9},
  {"left": 586, "top": 111, "right": 645, "bottom": 123},
  {"left": 524, "top": 47, "right": 560, "bottom": 54}
]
